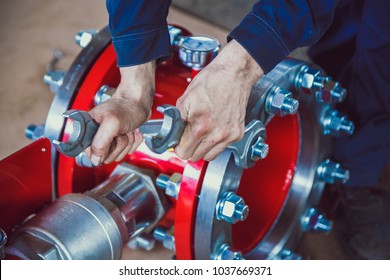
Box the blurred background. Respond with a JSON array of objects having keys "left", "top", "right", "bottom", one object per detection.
[{"left": 0, "top": 0, "right": 346, "bottom": 260}]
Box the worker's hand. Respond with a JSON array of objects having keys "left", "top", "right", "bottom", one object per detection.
[
  {"left": 85, "top": 62, "right": 156, "bottom": 166},
  {"left": 175, "top": 39, "right": 264, "bottom": 162}
]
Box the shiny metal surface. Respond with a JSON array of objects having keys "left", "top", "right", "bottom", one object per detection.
[
  {"left": 178, "top": 35, "right": 220, "bottom": 69},
  {"left": 52, "top": 110, "right": 99, "bottom": 157},
  {"left": 44, "top": 26, "right": 112, "bottom": 198},
  {"left": 194, "top": 151, "right": 243, "bottom": 259},
  {"left": 194, "top": 59, "right": 334, "bottom": 260},
  {"left": 6, "top": 163, "right": 168, "bottom": 259},
  {"left": 7, "top": 193, "right": 126, "bottom": 260}
]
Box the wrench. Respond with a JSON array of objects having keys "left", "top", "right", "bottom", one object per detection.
[
  {"left": 54, "top": 106, "right": 267, "bottom": 169},
  {"left": 53, "top": 105, "right": 186, "bottom": 157}
]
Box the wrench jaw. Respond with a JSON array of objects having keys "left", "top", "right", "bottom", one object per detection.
[
  {"left": 143, "top": 105, "right": 186, "bottom": 154},
  {"left": 52, "top": 110, "right": 99, "bottom": 158},
  {"left": 227, "top": 120, "right": 268, "bottom": 169}
]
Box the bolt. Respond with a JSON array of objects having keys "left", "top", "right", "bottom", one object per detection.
[
  {"left": 317, "top": 159, "right": 350, "bottom": 184},
  {"left": 275, "top": 249, "right": 302, "bottom": 260},
  {"left": 216, "top": 192, "right": 249, "bottom": 224},
  {"left": 301, "top": 207, "right": 333, "bottom": 234},
  {"left": 266, "top": 87, "right": 299, "bottom": 117},
  {"left": 297, "top": 66, "right": 347, "bottom": 104},
  {"left": 156, "top": 173, "right": 182, "bottom": 199},
  {"left": 322, "top": 109, "right": 355, "bottom": 137},
  {"left": 168, "top": 25, "right": 183, "bottom": 46},
  {"left": 43, "top": 70, "right": 66, "bottom": 93},
  {"left": 0, "top": 228, "right": 7, "bottom": 260},
  {"left": 315, "top": 80, "right": 347, "bottom": 104},
  {"left": 25, "top": 124, "right": 45, "bottom": 140},
  {"left": 250, "top": 137, "right": 269, "bottom": 161},
  {"left": 75, "top": 29, "right": 98, "bottom": 48},
  {"left": 94, "top": 85, "right": 115, "bottom": 106},
  {"left": 153, "top": 226, "right": 175, "bottom": 251},
  {"left": 215, "top": 244, "right": 244, "bottom": 260},
  {"left": 127, "top": 234, "right": 155, "bottom": 251},
  {"left": 297, "top": 66, "right": 327, "bottom": 93}
]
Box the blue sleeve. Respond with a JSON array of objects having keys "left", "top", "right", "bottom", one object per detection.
[
  {"left": 106, "top": 0, "right": 172, "bottom": 67},
  {"left": 228, "top": 0, "right": 340, "bottom": 73}
]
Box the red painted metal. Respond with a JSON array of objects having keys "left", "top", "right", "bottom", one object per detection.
[
  {"left": 54, "top": 28, "right": 301, "bottom": 259},
  {"left": 0, "top": 138, "right": 52, "bottom": 235},
  {"left": 233, "top": 114, "right": 300, "bottom": 253},
  {"left": 56, "top": 39, "right": 208, "bottom": 259}
]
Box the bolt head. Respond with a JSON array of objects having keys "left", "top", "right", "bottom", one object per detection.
[
  {"left": 217, "top": 192, "right": 249, "bottom": 224},
  {"left": 75, "top": 30, "right": 97, "bottom": 48},
  {"left": 251, "top": 138, "right": 269, "bottom": 161},
  {"left": 299, "top": 67, "right": 323, "bottom": 95},
  {"left": 266, "top": 88, "right": 298, "bottom": 116},
  {"left": 322, "top": 110, "right": 354, "bottom": 136},
  {"left": 316, "top": 80, "right": 347, "bottom": 104},
  {"left": 215, "top": 244, "right": 244, "bottom": 260},
  {"left": 165, "top": 173, "right": 181, "bottom": 199}
]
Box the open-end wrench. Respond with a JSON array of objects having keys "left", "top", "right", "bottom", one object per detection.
[
  {"left": 53, "top": 105, "right": 186, "bottom": 158},
  {"left": 54, "top": 106, "right": 267, "bottom": 169}
]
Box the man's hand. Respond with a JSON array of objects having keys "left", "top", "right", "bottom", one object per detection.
[
  {"left": 85, "top": 62, "right": 156, "bottom": 166},
  {"left": 175, "top": 39, "right": 264, "bottom": 162}
]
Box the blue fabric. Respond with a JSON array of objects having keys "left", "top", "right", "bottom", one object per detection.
[
  {"left": 309, "top": 0, "right": 390, "bottom": 187},
  {"left": 106, "top": 0, "right": 172, "bottom": 66},
  {"left": 106, "top": 0, "right": 390, "bottom": 186}
]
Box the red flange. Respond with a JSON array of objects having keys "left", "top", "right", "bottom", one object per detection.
[{"left": 55, "top": 35, "right": 300, "bottom": 259}]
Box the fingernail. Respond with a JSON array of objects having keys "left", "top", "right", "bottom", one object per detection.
[{"left": 91, "top": 154, "right": 102, "bottom": 167}]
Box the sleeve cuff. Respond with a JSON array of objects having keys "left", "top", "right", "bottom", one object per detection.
[
  {"left": 112, "top": 26, "right": 172, "bottom": 67},
  {"left": 228, "top": 13, "right": 291, "bottom": 73}
]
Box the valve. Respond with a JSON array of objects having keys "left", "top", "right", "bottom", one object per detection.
[{"left": 178, "top": 35, "right": 220, "bottom": 70}]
